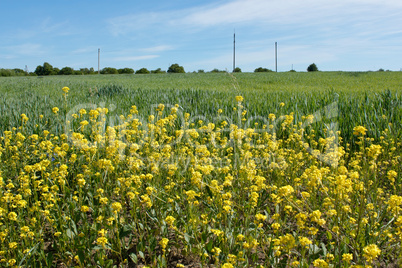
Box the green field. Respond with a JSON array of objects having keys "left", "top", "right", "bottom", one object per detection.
[
  {"left": 1, "top": 72, "right": 401, "bottom": 146},
  {"left": 1, "top": 72, "right": 402, "bottom": 267}
]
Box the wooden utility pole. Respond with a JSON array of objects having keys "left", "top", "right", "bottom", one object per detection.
[
  {"left": 233, "top": 31, "right": 236, "bottom": 72},
  {"left": 275, "top": 42, "right": 278, "bottom": 72},
  {"left": 98, "top": 48, "right": 100, "bottom": 74}
]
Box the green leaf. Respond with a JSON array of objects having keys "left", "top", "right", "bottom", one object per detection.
[
  {"left": 327, "top": 231, "right": 332, "bottom": 240},
  {"left": 129, "top": 253, "right": 138, "bottom": 263},
  {"left": 205, "top": 185, "right": 213, "bottom": 198},
  {"left": 77, "top": 249, "right": 85, "bottom": 263},
  {"left": 66, "top": 229, "right": 75, "bottom": 239},
  {"left": 119, "top": 224, "right": 132, "bottom": 239},
  {"left": 206, "top": 241, "right": 213, "bottom": 252},
  {"left": 138, "top": 251, "right": 145, "bottom": 260},
  {"left": 184, "top": 233, "right": 190, "bottom": 243}
]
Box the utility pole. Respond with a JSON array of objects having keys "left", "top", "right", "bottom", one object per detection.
[
  {"left": 98, "top": 48, "right": 100, "bottom": 74},
  {"left": 275, "top": 42, "right": 278, "bottom": 72},
  {"left": 233, "top": 31, "right": 236, "bottom": 72}
]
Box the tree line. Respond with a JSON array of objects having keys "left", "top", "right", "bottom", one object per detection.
[{"left": 1, "top": 62, "right": 325, "bottom": 77}]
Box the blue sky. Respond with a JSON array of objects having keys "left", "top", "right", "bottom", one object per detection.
[{"left": 1, "top": 0, "right": 402, "bottom": 72}]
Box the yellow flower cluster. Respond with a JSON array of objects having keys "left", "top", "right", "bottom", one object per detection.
[{"left": 0, "top": 94, "right": 400, "bottom": 266}]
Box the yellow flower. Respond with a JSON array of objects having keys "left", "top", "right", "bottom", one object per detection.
[
  {"left": 111, "top": 202, "right": 122, "bottom": 213},
  {"left": 81, "top": 205, "right": 90, "bottom": 213},
  {"left": 237, "top": 234, "right": 245, "bottom": 241},
  {"left": 99, "top": 197, "right": 108, "bottom": 205},
  {"left": 235, "top": 96, "right": 244, "bottom": 102},
  {"left": 165, "top": 216, "right": 176, "bottom": 226},
  {"left": 313, "top": 258, "right": 328, "bottom": 268},
  {"left": 54, "top": 232, "right": 62, "bottom": 237},
  {"left": 9, "top": 242, "right": 18, "bottom": 249},
  {"left": 221, "top": 263, "right": 234, "bottom": 268},
  {"left": 52, "top": 107, "right": 59, "bottom": 114},
  {"left": 77, "top": 178, "right": 86, "bottom": 187},
  {"left": 255, "top": 213, "right": 267, "bottom": 222},
  {"left": 279, "top": 102, "right": 285, "bottom": 107},
  {"left": 272, "top": 222, "right": 281, "bottom": 231},
  {"left": 8, "top": 212, "right": 17, "bottom": 221},
  {"left": 159, "top": 238, "right": 169, "bottom": 251},
  {"left": 98, "top": 229, "right": 107, "bottom": 237},
  {"left": 363, "top": 244, "right": 381, "bottom": 263},
  {"left": 21, "top": 113, "right": 29, "bottom": 122},
  {"left": 62, "top": 86, "right": 70, "bottom": 93},
  {"left": 342, "top": 253, "right": 353, "bottom": 262},
  {"left": 353, "top": 125, "right": 367, "bottom": 136},
  {"left": 299, "top": 237, "right": 312, "bottom": 248},
  {"left": 97, "top": 236, "right": 108, "bottom": 247}
]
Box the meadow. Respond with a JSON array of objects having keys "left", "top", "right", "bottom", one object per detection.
[{"left": 0, "top": 71, "right": 401, "bottom": 267}]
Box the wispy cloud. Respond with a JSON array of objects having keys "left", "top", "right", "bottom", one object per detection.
[
  {"left": 72, "top": 47, "right": 99, "bottom": 55},
  {"left": 139, "top": 45, "right": 174, "bottom": 53},
  {"left": 111, "top": 55, "right": 159, "bottom": 61},
  {"left": 106, "top": 0, "right": 402, "bottom": 40},
  {"left": 11, "top": 18, "right": 74, "bottom": 40},
  {"left": 7, "top": 43, "right": 45, "bottom": 56}
]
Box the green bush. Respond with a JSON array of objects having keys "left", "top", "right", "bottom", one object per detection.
[
  {"left": 167, "top": 63, "right": 185, "bottom": 73},
  {"left": 307, "top": 63, "right": 318, "bottom": 72}
]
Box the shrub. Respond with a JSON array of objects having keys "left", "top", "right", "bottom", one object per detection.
[
  {"left": 151, "top": 68, "right": 166, "bottom": 74},
  {"left": 167, "top": 64, "right": 185, "bottom": 73},
  {"left": 136, "top": 68, "right": 150, "bottom": 74},
  {"left": 233, "top": 67, "right": 242, "bottom": 73},
  {"left": 254, "top": 67, "right": 273, "bottom": 73},
  {"left": 307, "top": 63, "right": 318, "bottom": 72}
]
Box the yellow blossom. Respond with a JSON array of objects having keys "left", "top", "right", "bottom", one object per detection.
[
  {"left": 235, "top": 96, "right": 244, "bottom": 102},
  {"left": 353, "top": 125, "right": 367, "bottom": 136},
  {"left": 363, "top": 244, "right": 381, "bottom": 263}
]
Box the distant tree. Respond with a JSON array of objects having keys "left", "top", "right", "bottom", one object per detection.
[
  {"left": 80, "top": 68, "right": 90, "bottom": 75},
  {"left": 233, "top": 67, "right": 241, "bottom": 73},
  {"left": 210, "top": 68, "right": 225, "bottom": 73},
  {"left": 59, "top": 67, "right": 74, "bottom": 75},
  {"left": 118, "top": 68, "right": 134, "bottom": 74},
  {"left": 100, "top": 67, "right": 118, "bottom": 74},
  {"left": 13, "top": 68, "right": 26, "bottom": 76},
  {"left": 35, "top": 62, "right": 56, "bottom": 76},
  {"left": 167, "top": 63, "right": 185, "bottom": 73},
  {"left": 0, "top": 69, "right": 12, "bottom": 77},
  {"left": 254, "top": 67, "right": 273, "bottom": 73},
  {"left": 307, "top": 63, "right": 318, "bottom": 72},
  {"left": 135, "top": 68, "right": 150, "bottom": 74},
  {"left": 151, "top": 68, "right": 166, "bottom": 74},
  {"left": 89, "top": 67, "right": 95, "bottom": 74},
  {"left": 43, "top": 62, "right": 56, "bottom": 75},
  {"left": 197, "top": 69, "right": 205, "bottom": 73},
  {"left": 377, "top": 68, "right": 385, "bottom": 72},
  {"left": 34, "top": 65, "right": 44, "bottom": 76},
  {"left": 288, "top": 69, "right": 296, "bottom": 72}
]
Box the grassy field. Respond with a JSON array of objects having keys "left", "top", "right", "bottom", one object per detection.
[{"left": 0, "top": 71, "right": 402, "bottom": 267}]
